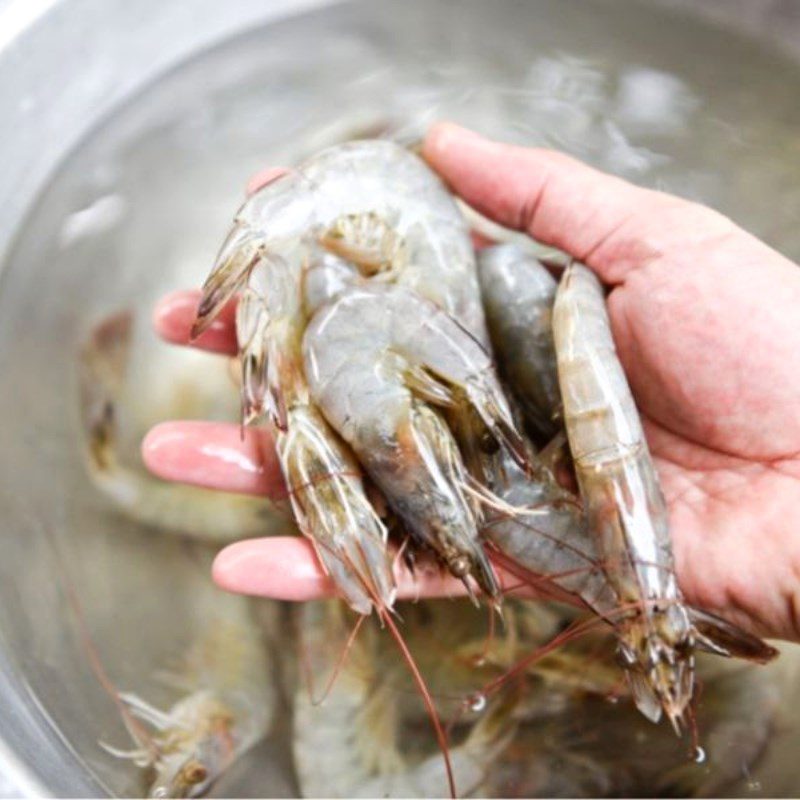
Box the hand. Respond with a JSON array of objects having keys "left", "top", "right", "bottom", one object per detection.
[{"left": 144, "top": 123, "right": 800, "bottom": 641}]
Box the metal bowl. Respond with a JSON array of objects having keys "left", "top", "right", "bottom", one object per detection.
[{"left": 1, "top": 1, "right": 799, "bottom": 795}]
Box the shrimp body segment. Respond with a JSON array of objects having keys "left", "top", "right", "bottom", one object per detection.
[
  {"left": 477, "top": 245, "right": 561, "bottom": 439},
  {"left": 303, "top": 284, "right": 526, "bottom": 599},
  {"left": 195, "top": 140, "right": 487, "bottom": 346},
  {"left": 553, "top": 262, "right": 694, "bottom": 725}
]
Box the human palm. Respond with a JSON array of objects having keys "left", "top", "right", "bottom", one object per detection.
[{"left": 144, "top": 123, "right": 800, "bottom": 641}]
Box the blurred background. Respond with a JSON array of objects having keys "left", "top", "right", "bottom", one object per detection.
[{"left": 0, "top": 0, "right": 799, "bottom": 796}]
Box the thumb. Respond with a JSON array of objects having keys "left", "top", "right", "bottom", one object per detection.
[{"left": 422, "top": 122, "right": 716, "bottom": 284}]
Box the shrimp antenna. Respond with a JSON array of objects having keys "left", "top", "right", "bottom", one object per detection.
[
  {"left": 377, "top": 604, "right": 458, "bottom": 799},
  {"left": 56, "top": 558, "right": 159, "bottom": 762},
  {"left": 296, "top": 540, "right": 456, "bottom": 797},
  {"left": 481, "top": 614, "right": 607, "bottom": 699},
  {"left": 300, "top": 612, "right": 367, "bottom": 707}
]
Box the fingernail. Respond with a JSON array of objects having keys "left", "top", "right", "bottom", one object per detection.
[{"left": 245, "top": 167, "right": 289, "bottom": 197}]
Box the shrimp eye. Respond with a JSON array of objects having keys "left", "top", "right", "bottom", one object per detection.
[
  {"left": 181, "top": 760, "right": 208, "bottom": 785},
  {"left": 448, "top": 555, "right": 471, "bottom": 578},
  {"left": 615, "top": 644, "right": 636, "bottom": 668},
  {"left": 479, "top": 431, "right": 499, "bottom": 454}
]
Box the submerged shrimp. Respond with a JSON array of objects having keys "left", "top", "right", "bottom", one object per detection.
[
  {"left": 104, "top": 591, "right": 276, "bottom": 798},
  {"left": 193, "top": 140, "right": 525, "bottom": 604},
  {"left": 292, "top": 596, "right": 779, "bottom": 798},
  {"left": 481, "top": 654, "right": 782, "bottom": 798},
  {"left": 291, "top": 599, "right": 549, "bottom": 798},
  {"left": 303, "top": 284, "right": 526, "bottom": 599},
  {"left": 551, "top": 261, "right": 776, "bottom": 727},
  {"left": 78, "top": 311, "right": 289, "bottom": 543}
]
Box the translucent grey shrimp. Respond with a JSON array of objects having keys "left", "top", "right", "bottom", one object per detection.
[
  {"left": 483, "top": 454, "right": 618, "bottom": 615},
  {"left": 552, "top": 262, "right": 776, "bottom": 727},
  {"left": 78, "top": 311, "right": 290, "bottom": 543},
  {"left": 292, "top": 597, "right": 780, "bottom": 798},
  {"left": 237, "top": 248, "right": 396, "bottom": 615},
  {"left": 194, "top": 140, "right": 487, "bottom": 344},
  {"left": 303, "top": 284, "right": 528, "bottom": 599},
  {"left": 477, "top": 244, "right": 561, "bottom": 440},
  {"left": 483, "top": 447, "right": 777, "bottom": 735},
  {"left": 104, "top": 592, "right": 276, "bottom": 798},
  {"left": 191, "top": 140, "right": 502, "bottom": 614},
  {"left": 292, "top": 600, "right": 517, "bottom": 799}
]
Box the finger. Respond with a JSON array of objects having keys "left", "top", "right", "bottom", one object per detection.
[
  {"left": 142, "top": 420, "right": 284, "bottom": 499},
  {"left": 212, "top": 536, "right": 555, "bottom": 604},
  {"left": 423, "top": 122, "right": 723, "bottom": 284},
  {"left": 245, "top": 166, "right": 289, "bottom": 196},
  {"left": 470, "top": 230, "right": 495, "bottom": 250},
  {"left": 153, "top": 290, "right": 239, "bottom": 355}
]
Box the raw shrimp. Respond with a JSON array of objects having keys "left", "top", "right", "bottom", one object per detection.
[
  {"left": 193, "top": 140, "right": 488, "bottom": 344},
  {"left": 551, "top": 261, "right": 776, "bottom": 727},
  {"left": 104, "top": 591, "right": 276, "bottom": 798},
  {"left": 239, "top": 247, "right": 396, "bottom": 615},
  {"left": 482, "top": 448, "right": 778, "bottom": 735},
  {"left": 78, "top": 311, "right": 290, "bottom": 543},
  {"left": 192, "top": 139, "right": 526, "bottom": 605},
  {"left": 292, "top": 596, "right": 780, "bottom": 798},
  {"left": 303, "top": 284, "right": 527, "bottom": 598},
  {"left": 480, "top": 654, "right": 781, "bottom": 798},
  {"left": 483, "top": 454, "right": 618, "bottom": 615},
  {"left": 477, "top": 244, "right": 561, "bottom": 439},
  {"left": 291, "top": 599, "right": 557, "bottom": 798},
  {"left": 192, "top": 138, "right": 490, "bottom": 613}
]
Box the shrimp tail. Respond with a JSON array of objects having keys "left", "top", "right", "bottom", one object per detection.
[
  {"left": 192, "top": 221, "right": 264, "bottom": 339},
  {"left": 688, "top": 607, "right": 778, "bottom": 663}
]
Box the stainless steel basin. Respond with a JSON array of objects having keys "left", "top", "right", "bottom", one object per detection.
[{"left": 1, "top": 1, "right": 799, "bottom": 796}]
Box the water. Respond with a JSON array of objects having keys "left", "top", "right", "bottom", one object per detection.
[{"left": 0, "top": 0, "right": 799, "bottom": 796}]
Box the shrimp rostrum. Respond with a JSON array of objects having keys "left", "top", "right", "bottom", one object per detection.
[{"left": 192, "top": 140, "right": 528, "bottom": 608}]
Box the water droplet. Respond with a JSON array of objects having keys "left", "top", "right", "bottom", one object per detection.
[
  {"left": 468, "top": 693, "right": 487, "bottom": 712},
  {"left": 747, "top": 779, "right": 762, "bottom": 793},
  {"left": 693, "top": 746, "right": 706, "bottom": 764},
  {"left": 470, "top": 654, "right": 487, "bottom": 668}
]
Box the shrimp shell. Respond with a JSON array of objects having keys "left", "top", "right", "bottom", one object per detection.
[{"left": 553, "top": 262, "right": 694, "bottom": 726}]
